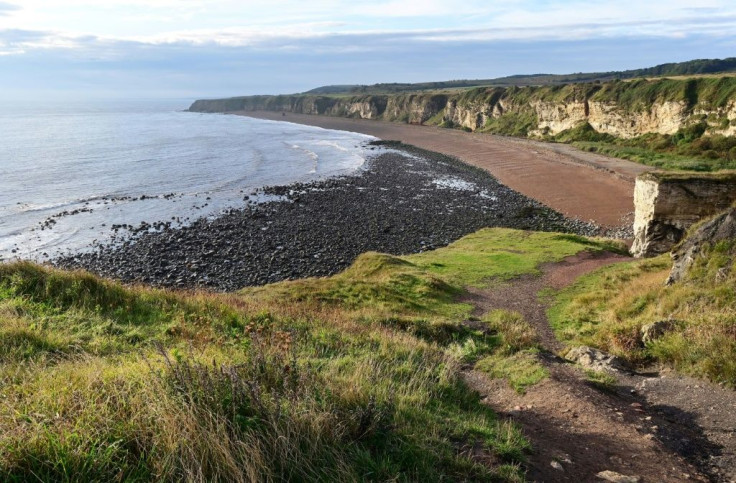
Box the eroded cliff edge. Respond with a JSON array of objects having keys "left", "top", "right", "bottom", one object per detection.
[
  {"left": 631, "top": 171, "right": 736, "bottom": 257},
  {"left": 189, "top": 77, "right": 736, "bottom": 140}
]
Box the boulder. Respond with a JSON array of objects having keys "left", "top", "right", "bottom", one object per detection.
[
  {"left": 641, "top": 319, "right": 677, "bottom": 344},
  {"left": 565, "top": 346, "right": 631, "bottom": 374}
]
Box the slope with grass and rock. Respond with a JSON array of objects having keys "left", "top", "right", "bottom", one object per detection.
[
  {"left": 5, "top": 225, "right": 736, "bottom": 481},
  {"left": 0, "top": 228, "right": 620, "bottom": 482},
  {"left": 548, "top": 207, "right": 736, "bottom": 481}
]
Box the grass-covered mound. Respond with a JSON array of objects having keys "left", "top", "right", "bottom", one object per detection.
[
  {"left": 549, "top": 219, "right": 736, "bottom": 387},
  {"left": 0, "top": 228, "right": 620, "bottom": 481}
]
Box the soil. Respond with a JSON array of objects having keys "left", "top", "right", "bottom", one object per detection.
[
  {"left": 461, "top": 251, "right": 736, "bottom": 482},
  {"left": 240, "top": 112, "right": 652, "bottom": 229}
]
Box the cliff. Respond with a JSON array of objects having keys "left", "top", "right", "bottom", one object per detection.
[
  {"left": 666, "top": 206, "right": 736, "bottom": 284},
  {"left": 630, "top": 171, "right": 736, "bottom": 257},
  {"left": 189, "top": 77, "right": 736, "bottom": 140}
]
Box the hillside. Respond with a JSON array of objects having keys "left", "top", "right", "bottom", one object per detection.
[
  {"left": 304, "top": 57, "right": 736, "bottom": 95},
  {"left": 190, "top": 76, "right": 736, "bottom": 171},
  {"left": 4, "top": 221, "right": 736, "bottom": 479},
  {"left": 0, "top": 229, "right": 619, "bottom": 481}
]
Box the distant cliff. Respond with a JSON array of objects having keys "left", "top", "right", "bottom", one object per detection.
[{"left": 189, "top": 77, "right": 736, "bottom": 141}]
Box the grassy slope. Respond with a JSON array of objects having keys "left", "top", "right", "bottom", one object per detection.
[
  {"left": 0, "top": 228, "right": 619, "bottom": 482},
  {"left": 548, "top": 240, "right": 736, "bottom": 387}
]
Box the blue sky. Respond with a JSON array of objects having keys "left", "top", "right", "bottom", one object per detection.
[{"left": 1, "top": 1, "right": 735, "bottom": 100}]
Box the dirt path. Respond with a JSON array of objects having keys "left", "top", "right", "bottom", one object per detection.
[
  {"left": 238, "top": 112, "right": 653, "bottom": 229},
  {"left": 460, "top": 251, "right": 736, "bottom": 482}
]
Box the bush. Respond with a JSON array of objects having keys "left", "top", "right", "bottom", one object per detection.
[{"left": 673, "top": 122, "right": 707, "bottom": 145}]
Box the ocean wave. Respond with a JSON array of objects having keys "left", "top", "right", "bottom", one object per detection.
[
  {"left": 284, "top": 142, "right": 320, "bottom": 173},
  {"left": 1, "top": 108, "right": 370, "bottom": 260}
]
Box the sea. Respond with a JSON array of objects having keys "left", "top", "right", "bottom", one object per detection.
[{"left": 0, "top": 99, "right": 378, "bottom": 262}]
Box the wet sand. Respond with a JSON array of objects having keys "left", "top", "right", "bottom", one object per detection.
[{"left": 241, "top": 111, "right": 652, "bottom": 228}]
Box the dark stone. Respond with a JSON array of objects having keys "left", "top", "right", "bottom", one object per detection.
[{"left": 54, "top": 143, "right": 600, "bottom": 291}]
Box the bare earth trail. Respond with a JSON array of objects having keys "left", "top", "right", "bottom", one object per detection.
[
  {"left": 462, "top": 252, "right": 736, "bottom": 482},
  {"left": 239, "top": 112, "right": 653, "bottom": 228}
]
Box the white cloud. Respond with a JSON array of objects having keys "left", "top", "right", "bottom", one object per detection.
[
  {"left": 4, "top": 0, "right": 736, "bottom": 41},
  {"left": 0, "top": 1, "right": 18, "bottom": 15},
  {"left": 0, "top": 0, "right": 734, "bottom": 74},
  {"left": 2, "top": 6, "right": 736, "bottom": 59}
]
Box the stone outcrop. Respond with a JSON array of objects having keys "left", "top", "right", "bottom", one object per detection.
[
  {"left": 630, "top": 172, "right": 736, "bottom": 258},
  {"left": 666, "top": 207, "right": 736, "bottom": 284},
  {"left": 586, "top": 101, "right": 687, "bottom": 138},
  {"left": 565, "top": 346, "right": 631, "bottom": 374},
  {"left": 533, "top": 100, "right": 588, "bottom": 134}
]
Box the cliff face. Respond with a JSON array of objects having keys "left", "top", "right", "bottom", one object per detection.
[
  {"left": 189, "top": 77, "right": 736, "bottom": 141},
  {"left": 630, "top": 172, "right": 736, "bottom": 257},
  {"left": 666, "top": 207, "right": 736, "bottom": 284}
]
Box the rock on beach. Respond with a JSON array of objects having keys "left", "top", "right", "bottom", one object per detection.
[{"left": 55, "top": 142, "right": 600, "bottom": 291}]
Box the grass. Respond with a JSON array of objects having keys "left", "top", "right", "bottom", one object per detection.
[
  {"left": 584, "top": 369, "right": 618, "bottom": 392},
  {"left": 476, "top": 352, "right": 548, "bottom": 394},
  {"left": 450, "top": 309, "right": 548, "bottom": 394},
  {"left": 0, "top": 227, "right": 618, "bottom": 481},
  {"left": 476, "top": 310, "right": 547, "bottom": 394},
  {"left": 548, "top": 239, "right": 736, "bottom": 387},
  {"left": 407, "top": 229, "right": 624, "bottom": 287},
  {"left": 570, "top": 137, "right": 736, "bottom": 171}
]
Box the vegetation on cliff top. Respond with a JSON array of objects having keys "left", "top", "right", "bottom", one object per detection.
[
  {"left": 303, "top": 57, "right": 736, "bottom": 95},
  {"left": 0, "top": 228, "right": 620, "bottom": 481},
  {"left": 3, "top": 213, "right": 733, "bottom": 481}
]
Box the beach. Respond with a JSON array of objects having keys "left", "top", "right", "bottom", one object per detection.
[
  {"left": 57, "top": 142, "right": 600, "bottom": 290},
  {"left": 241, "top": 111, "right": 652, "bottom": 228}
]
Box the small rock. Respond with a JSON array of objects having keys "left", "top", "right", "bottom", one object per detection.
[
  {"left": 715, "top": 266, "right": 730, "bottom": 282},
  {"left": 641, "top": 319, "right": 676, "bottom": 344},
  {"left": 550, "top": 460, "right": 564, "bottom": 471},
  {"left": 596, "top": 470, "right": 641, "bottom": 482},
  {"left": 565, "top": 346, "right": 631, "bottom": 373}
]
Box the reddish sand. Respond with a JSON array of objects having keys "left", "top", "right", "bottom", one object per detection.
[{"left": 240, "top": 112, "right": 654, "bottom": 228}]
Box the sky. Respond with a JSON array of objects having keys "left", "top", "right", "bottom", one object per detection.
[{"left": 0, "top": 0, "right": 735, "bottom": 100}]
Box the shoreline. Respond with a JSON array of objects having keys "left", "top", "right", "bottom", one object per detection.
[
  {"left": 238, "top": 111, "right": 651, "bottom": 229},
  {"left": 55, "top": 142, "right": 605, "bottom": 291}
]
